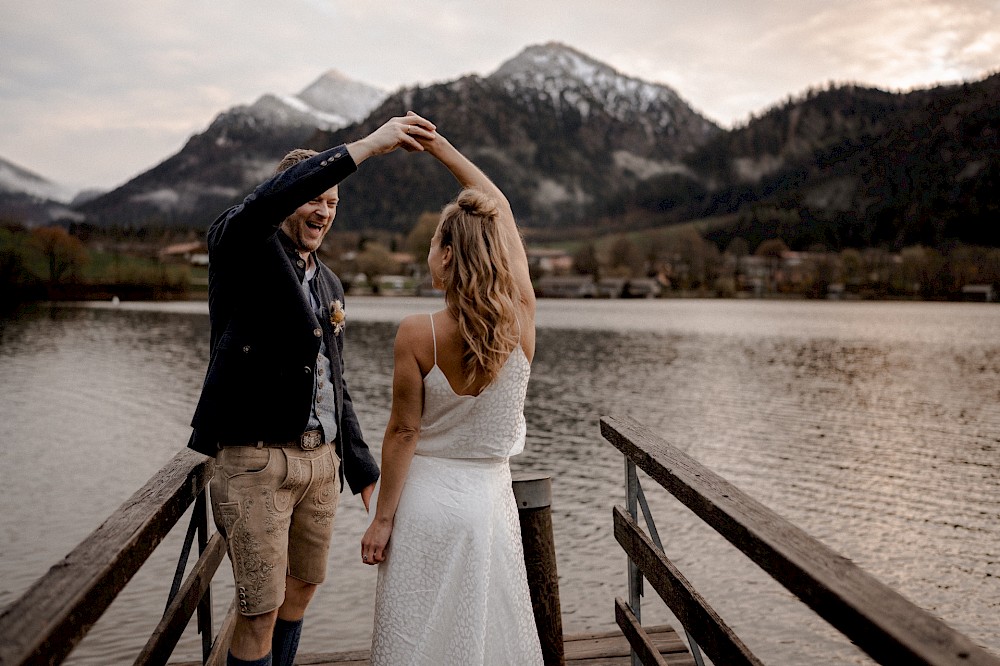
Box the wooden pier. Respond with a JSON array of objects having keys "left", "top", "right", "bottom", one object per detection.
[
  {"left": 169, "top": 626, "right": 693, "bottom": 666},
  {"left": 2, "top": 415, "right": 998, "bottom": 665}
]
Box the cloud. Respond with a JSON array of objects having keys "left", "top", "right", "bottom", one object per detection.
[{"left": 1, "top": 0, "right": 997, "bottom": 190}]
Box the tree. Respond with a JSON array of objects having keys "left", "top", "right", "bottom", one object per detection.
[
  {"left": 572, "top": 242, "right": 599, "bottom": 276},
  {"left": 404, "top": 212, "right": 440, "bottom": 264},
  {"left": 754, "top": 237, "right": 789, "bottom": 261},
  {"left": 608, "top": 236, "right": 644, "bottom": 277},
  {"left": 724, "top": 236, "right": 751, "bottom": 285},
  {"left": 840, "top": 248, "right": 863, "bottom": 287},
  {"left": 30, "top": 226, "right": 88, "bottom": 284},
  {"left": 898, "top": 245, "right": 927, "bottom": 294},
  {"left": 726, "top": 236, "right": 750, "bottom": 259},
  {"left": 755, "top": 238, "right": 789, "bottom": 293},
  {"left": 355, "top": 242, "right": 397, "bottom": 293},
  {"left": 668, "top": 227, "right": 719, "bottom": 290},
  {"left": 0, "top": 248, "right": 33, "bottom": 307}
]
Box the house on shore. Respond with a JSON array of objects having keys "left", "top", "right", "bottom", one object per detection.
[
  {"left": 528, "top": 248, "right": 574, "bottom": 276},
  {"left": 159, "top": 241, "right": 208, "bottom": 266},
  {"left": 961, "top": 284, "right": 996, "bottom": 302},
  {"left": 535, "top": 275, "right": 596, "bottom": 298}
]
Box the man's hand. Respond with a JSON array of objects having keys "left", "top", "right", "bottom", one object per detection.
[
  {"left": 347, "top": 112, "right": 436, "bottom": 164},
  {"left": 360, "top": 481, "right": 376, "bottom": 512}
]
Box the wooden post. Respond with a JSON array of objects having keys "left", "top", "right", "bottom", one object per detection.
[{"left": 513, "top": 473, "right": 565, "bottom": 666}]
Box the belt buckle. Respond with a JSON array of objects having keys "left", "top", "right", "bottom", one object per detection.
[{"left": 300, "top": 430, "right": 322, "bottom": 450}]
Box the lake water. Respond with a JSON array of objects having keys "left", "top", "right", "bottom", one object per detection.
[{"left": 1, "top": 298, "right": 998, "bottom": 665}]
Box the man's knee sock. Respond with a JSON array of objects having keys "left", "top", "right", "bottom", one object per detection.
[
  {"left": 226, "top": 651, "right": 272, "bottom": 666},
  {"left": 272, "top": 617, "right": 304, "bottom": 666}
]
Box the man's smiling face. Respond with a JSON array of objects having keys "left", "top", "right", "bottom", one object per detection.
[{"left": 280, "top": 185, "right": 339, "bottom": 255}]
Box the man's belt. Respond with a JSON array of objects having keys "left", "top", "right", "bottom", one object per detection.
[{"left": 219, "top": 429, "right": 325, "bottom": 450}]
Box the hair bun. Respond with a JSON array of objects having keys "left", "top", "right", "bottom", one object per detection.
[{"left": 456, "top": 189, "right": 499, "bottom": 220}]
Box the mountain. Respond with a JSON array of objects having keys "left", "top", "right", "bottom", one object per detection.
[
  {"left": 686, "top": 74, "right": 1000, "bottom": 250},
  {"left": 297, "top": 70, "right": 389, "bottom": 126},
  {"left": 0, "top": 157, "right": 82, "bottom": 227},
  {"left": 0, "top": 157, "right": 75, "bottom": 203},
  {"left": 77, "top": 71, "right": 387, "bottom": 227},
  {"left": 80, "top": 43, "right": 718, "bottom": 231},
  {"left": 304, "top": 42, "right": 720, "bottom": 231},
  {"left": 72, "top": 43, "right": 999, "bottom": 251},
  {"left": 490, "top": 42, "right": 715, "bottom": 159}
]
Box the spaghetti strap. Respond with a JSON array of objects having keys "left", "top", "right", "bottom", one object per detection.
[
  {"left": 515, "top": 316, "right": 521, "bottom": 344},
  {"left": 429, "top": 313, "right": 438, "bottom": 366}
]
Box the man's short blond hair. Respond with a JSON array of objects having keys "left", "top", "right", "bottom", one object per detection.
[{"left": 274, "top": 148, "right": 319, "bottom": 175}]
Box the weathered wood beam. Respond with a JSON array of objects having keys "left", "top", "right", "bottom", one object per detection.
[
  {"left": 0, "top": 449, "right": 214, "bottom": 666},
  {"left": 204, "top": 601, "right": 237, "bottom": 666},
  {"left": 601, "top": 414, "right": 1000, "bottom": 666},
  {"left": 562, "top": 625, "right": 687, "bottom": 660},
  {"left": 135, "top": 532, "right": 227, "bottom": 666},
  {"left": 614, "top": 597, "right": 670, "bottom": 666},
  {"left": 614, "top": 506, "right": 763, "bottom": 666}
]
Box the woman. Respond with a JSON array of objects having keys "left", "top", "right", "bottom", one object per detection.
[{"left": 360, "top": 126, "right": 542, "bottom": 665}]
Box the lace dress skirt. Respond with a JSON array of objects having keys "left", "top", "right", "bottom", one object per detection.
[{"left": 370, "top": 454, "right": 543, "bottom": 665}]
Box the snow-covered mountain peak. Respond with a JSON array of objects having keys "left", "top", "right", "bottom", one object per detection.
[
  {"left": 488, "top": 42, "right": 682, "bottom": 121},
  {"left": 492, "top": 42, "right": 616, "bottom": 84},
  {"left": 297, "top": 70, "right": 388, "bottom": 123},
  {"left": 239, "top": 70, "right": 388, "bottom": 133},
  {"left": 0, "top": 157, "right": 75, "bottom": 203}
]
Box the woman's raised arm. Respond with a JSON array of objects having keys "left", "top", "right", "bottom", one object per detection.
[{"left": 418, "top": 129, "right": 535, "bottom": 313}]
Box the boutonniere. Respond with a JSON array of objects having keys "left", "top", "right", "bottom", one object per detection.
[{"left": 329, "top": 299, "right": 346, "bottom": 335}]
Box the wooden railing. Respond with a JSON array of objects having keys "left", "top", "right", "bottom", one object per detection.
[
  {"left": 602, "top": 414, "right": 1000, "bottom": 666},
  {"left": 0, "top": 455, "right": 565, "bottom": 666},
  {"left": 0, "top": 450, "right": 224, "bottom": 666}
]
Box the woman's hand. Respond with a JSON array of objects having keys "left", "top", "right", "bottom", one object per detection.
[
  {"left": 347, "top": 112, "right": 436, "bottom": 164},
  {"left": 412, "top": 129, "right": 447, "bottom": 158},
  {"left": 361, "top": 517, "right": 393, "bottom": 565}
]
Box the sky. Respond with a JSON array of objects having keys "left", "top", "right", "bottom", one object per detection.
[{"left": 2, "top": 0, "right": 998, "bottom": 193}]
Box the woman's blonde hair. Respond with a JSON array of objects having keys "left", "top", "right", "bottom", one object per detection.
[{"left": 436, "top": 188, "right": 520, "bottom": 390}]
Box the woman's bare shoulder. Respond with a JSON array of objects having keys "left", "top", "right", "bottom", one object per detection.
[
  {"left": 396, "top": 311, "right": 443, "bottom": 372},
  {"left": 395, "top": 313, "right": 431, "bottom": 346}
]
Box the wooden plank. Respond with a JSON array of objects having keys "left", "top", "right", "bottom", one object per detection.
[
  {"left": 135, "top": 532, "right": 227, "bottom": 665},
  {"left": 564, "top": 626, "right": 687, "bottom": 660},
  {"left": 251, "top": 628, "right": 692, "bottom": 666},
  {"left": 569, "top": 646, "right": 696, "bottom": 666},
  {"left": 566, "top": 626, "right": 676, "bottom": 640},
  {"left": 601, "top": 414, "right": 1000, "bottom": 666},
  {"left": 565, "top": 638, "right": 689, "bottom": 661},
  {"left": 615, "top": 506, "right": 762, "bottom": 666},
  {"left": 614, "top": 597, "right": 669, "bottom": 666},
  {"left": 0, "top": 449, "right": 213, "bottom": 666},
  {"left": 204, "top": 600, "right": 237, "bottom": 666},
  {"left": 294, "top": 651, "right": 370, "bottom": 665}
]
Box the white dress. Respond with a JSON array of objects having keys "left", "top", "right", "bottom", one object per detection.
[{"left": 370, "top": 315, "right": 543, "bottom": 666}]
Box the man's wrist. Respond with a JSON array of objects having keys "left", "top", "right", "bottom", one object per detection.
[{"left": 346, "top": 138, "right": 372, "bottom": 165}]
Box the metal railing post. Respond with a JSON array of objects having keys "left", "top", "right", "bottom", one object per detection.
[
  {"left": 194, "top": 491, "right": 213, "bottom": 661},
  {"left": 626, "top": 459, "right": 642, "bottom": 666},
  {"left": 164, "top": 488, "right": 215, "bottom": 663},
  {"left": 634, "top": 479, "right": 706, "bottom": 666}
]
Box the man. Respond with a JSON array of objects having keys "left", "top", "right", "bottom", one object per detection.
[{"left": 187, "top": 112, "right": 436, "bottom": 666}]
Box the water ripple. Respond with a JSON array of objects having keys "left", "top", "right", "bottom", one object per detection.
[{"left": 1, "top": 300, "right": 998, "bottom": 665}]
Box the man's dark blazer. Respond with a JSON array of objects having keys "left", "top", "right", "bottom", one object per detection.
[{"left": 187, "top": 145, "right": 379, "bottom": 494}]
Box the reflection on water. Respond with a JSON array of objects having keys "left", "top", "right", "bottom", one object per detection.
[{"left": 1, "top": 299, "right": 998, "bottom": 665}]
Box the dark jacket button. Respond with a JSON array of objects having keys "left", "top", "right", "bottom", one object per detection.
[
  {"left": 242, "top": 345, "right": 251, "bottom": 353},
  {"left": 304, "top": 366, "right": 312, "bottom": 375},
  {"left": 313, "top": 328, "right": 322, "bottom": 337}
]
